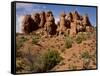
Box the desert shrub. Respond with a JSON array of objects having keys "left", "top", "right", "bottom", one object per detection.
[
  {"left": 76, "top": 35, "right": 82, "bottom": 44},
  {"left": 81, "top": 51, "right": 91, "bottom": 69},
  {"left": 86, "top": 32, "right": 91, "bottom": 39},
  {"left": 42, "top": 49, "right": 62, "bottom": 70},
  {"left": 16, "top": 36, "right": 27, "bottom": 50},
  {"left": 16, "top": 49, "right": 62, "bottom": 73},
  {"left": 81, "top": 50, "right": 96, "bottom": 69},
  {"left": 20, "top": 36, "right": 28, "bottom": 42},
  {"left": 16, "top": 57, "right": 30, "bottom": 73},
  {"left": 65, "top": 36, "right": 72, "bottom": 49},
  {"left": 76, "top": 32, "right": 92, "bottom": 43},
  {"left": 32, "top": 35, "right": 40, "bottom": 44},
  {"left": 76, "top": 32, "right": 89, "bottom": 44},
  {"left": 31, "top": 49, "right": 62, "bottom": 72},
  {"left": 81, "top": 51, "right": 90, "bottom": 59}
]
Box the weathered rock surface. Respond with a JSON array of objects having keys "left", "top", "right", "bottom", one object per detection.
[
  {"left": 20, "top": 10, "right": 94, "bottom": 36},
  {"left": 39, "top": 11, "right": 46, "bottom": 28},
  {"left": 44, "top": 11, "right": 57, "bottom": 35},
  {"left": 21, "top": 15, "right": 38, "bottom": 34}
]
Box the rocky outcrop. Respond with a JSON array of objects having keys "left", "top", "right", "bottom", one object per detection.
[
  {"left": 44, "top": 11, "right": 57, "bottom": 35},
  {"left": 31, "top": 13, "right": 40, "bottom": 25},
  {"left": 20, "top": 10, "right": 94, "bottom": 36},
  {"left": 39, "top": 11, "right": 46, "bottom": 28},
  {"left": 21, "top": 15, "right": 38, "bottom": 34},
  {"left": 58, "top": 12, "right": 67, "bottom": 35}
]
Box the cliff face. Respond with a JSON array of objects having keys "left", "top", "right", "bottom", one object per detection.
[{"left": 20, "top": 10, "right": 94, "bottom": 36}]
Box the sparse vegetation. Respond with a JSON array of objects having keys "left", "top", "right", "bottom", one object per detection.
[
  {"left": 42, "top": 49, "right": 62, "bottom": 70},
  {"left": 65, "top": 36, "right": 72, "bottom": 49},
  {"left": 32, "top": 35, "right": 40, "bottom": 44},
  {"left": 25, "top": 48, "right": 63, "bottom": 72},
  {"left": 81, "top": 51, "right": 90, "bottom": 59},
  {"left": 76, "top": 35, "right": 83, "bottom": 44},
  {"left": 16, "top": 36, "right": 27, "bottom": 50},
  {"left": 16, "top": 48, "right": 62, "bottom": 73},
  {"left": 68, "top": 64, "right": 77, "bottom": 70},
  {"left": 16, "top": 42, "right": 23, "bottom": 50},
  {"left": 20, "top": 36, "right": 28, "bottom": 42},
  {"left": 31, "top": 49, "right": 62, "bottom": 72},
  {"left": 75, "top": 32, "right": 91, "bottom": 44},
  {"left": 16, "top": 57, "right": 30, "bottom": 73},
  {"left": 81, "top": 50, "right": 95, "bottom": 69}
]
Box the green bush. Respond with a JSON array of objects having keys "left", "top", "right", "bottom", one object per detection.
[
  {"left": 76, "top": 35, "right": 82, "bottom": 44},
  {"left": 43, "top": 49, "right": 62, "bottom": 70},
  {"left": 31, "top": 49, "right": 62, "bottom": 72},
  {"left": 65, "top": 36, "right": 72, "bottom": 49},
  {"left": 76, "top": 32, "right": 91, "bottom": 44},
  {"left": 81, "top": 51, "right": 90, "bottom": 59},
  {"left": 32, "top": 35, "right": 40, "bottom": 44}
]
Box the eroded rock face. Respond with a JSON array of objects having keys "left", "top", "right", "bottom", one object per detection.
[
  {"left": 20, "top": 10, "right": 93, "bottom": 36},
  {"left": 76, "top": 20, "right": 86, "bottom": 33},
  {"left": 39, "top": 11, "right": 46, "bottom": 28},
  {"left": 65, "top": 12, "right": 73, "bottom": 22},
  {"left": 21, "top": 15, "right": 37, "bottom": 34},
  {"left": 82, "top": 14, "right": 92, "bottom": 27},
  {"left": 44, "top": 11, "right": 57, "bottom": 35},
  {"left": 69, "top": 11, "right": 93, "bottom": 36},
  {"left": 31, "top": 13, "right": 40, "bottom": 25},
  {"left": 71, "top": 11, "right": 80, "bottom": 21},
  {"left": 58, "top": 12, "right": 67, "bottom": 35},
  {"left": 70, "top": 22, "right": 77, "bottom": 36},
  {"left": 57, "top": 12, "right": 69, "bottom": 35}
]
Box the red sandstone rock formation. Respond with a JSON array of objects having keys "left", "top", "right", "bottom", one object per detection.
[
  {"left": 20, "top": 10, "right": 94, "bottom": 35},
  {"left": 58, "top": 12, "right": 67, "bottom": 35},
  {"left": 71, "top": 11, "right": 80, "bottom": 21},
  {"left": 31, "top": 13, "right": 40, "bottom": 25},
  {"left": 21, "top": 15, "right": 37, "bottom": 34},
  {"left": 39, "top": 11, "right": 46, "bottom": 28},
  {"left": 44, "top": 11, "right": 57, "bottom": 36}
]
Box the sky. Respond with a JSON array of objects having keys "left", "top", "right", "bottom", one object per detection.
[{"left": 16, "top": 2, "right": 97, "bottom": 33}]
